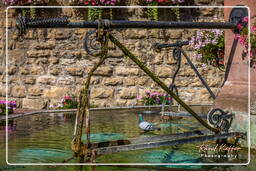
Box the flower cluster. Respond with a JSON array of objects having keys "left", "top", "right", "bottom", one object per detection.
[
  {"left": 137, "top": 91, "right": 172, "bottom": 106},
  {"left": 0, "top": 100, "right": 17, "bottom": 115},
  {"left": 145, "top": 0, "right": 184, "bottom": 3},
  {"left": 3, "top": 0, "right": 48, "bottom": 5},
  {"left": 49, "top": 96, "right": 78, "bottom": 109},
  {"left": 80, "top": 0, "right": 118, "bottom": 6},
  {"left": 235, "top": 17, "right": 256, "bottom": 67},
  {"left": 189, "top": 29, "right": 224, "bottom": 67}
]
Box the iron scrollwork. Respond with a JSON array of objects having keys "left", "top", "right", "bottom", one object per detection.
[
  {"left": 83, "top": 19, "right": 111, "bottom": 57},
  {"left": 207, "top": 108, "right": 234, "bottom": 132}
]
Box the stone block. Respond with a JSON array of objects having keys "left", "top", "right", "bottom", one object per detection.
[
  {"left": 103, "top": 77, "right": 123, "bottom": 86},
  {"left": 37, "top": 76, "right": 57, "bottom": 85},
  {"left": 136, "top": 77, "right": 149, "bottom": 86},
  {"left": 43, "top": 87, "right": 70, "bottom": 98},
  {"left": 55, "top": 30, "right": 70, "bottom": 39},
  {"left": 115, "top": 67, "right": 140, "bottom": 76},
  {"left": 34, "top": 40, "right": 55, "bottom": 49},
  {"left": 120, "top": 87, "right": 137, "bottom": 99},
  {"left": 57, "top": 76, "right": 74, "bottom": 85},
  {"left": 66, "top": 66, "right": 84, "bottom": 76},
  {"left": 155, "top": 66, "right": 173, "bottom": 78},
  {"left": 11, "top": 85, "right": 26, "bottom": 98},
  {"left": 48, "top": 57, "right": 59, "bottom": 64},
  {"left": 123, "top": 78, "right": 136, "bottom": 86},
  {"left": 93, "top": 66, "right": 113, "bottom": 77},
  {"left": 49, "top": 65, "right": 61, "bottom": 75},
  {"left": 27, "top": 50, "right": 51, "bottom": 58},
  {"left": 24, "top": 77, "right": 36, "bottom": 85},
  {"left": 28, "top": 86, "right": 43, "bottom": 96},
  {"left": 22, "top": 98, "right": 46, "bottom": 109},
  {"left": 8, "top": 65, "right": 17, "bottom": 75},
  {"left": 31, "top": 66, "right": 44, "bottom": 75},
  {"left": 91, "top": 87, "right": 114, "bottom": 99}
]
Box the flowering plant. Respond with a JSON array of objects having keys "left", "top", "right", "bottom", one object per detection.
[
  {"left": 80, "top": 0, "right": 119, "bottom": 21},
  {"left": 49, "top": 96, "right": 78, "bottom": 109},
  {"left": 59, "top": 96, "right": 78, "bottom": 109},
  {"left": 235, "top": 17, "right": 256, "bottom": 67},
  {"left": 137, "top": 91, "right": 172, "bottom": 106},
  {"left": 145, "top": 0, "right": 185, "bottom": 21},
  {"left": 189, "top": 29, "right": 225, "bottom": 69},
  {"left": 0, "top": 100, "right": 17, "bottom": 115},
  {"left": 2, "top": 0, "right": 49, "bottom": 18}
]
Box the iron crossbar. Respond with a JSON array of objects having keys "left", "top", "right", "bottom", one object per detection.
[
  {"left": 16, "top": 15, "right": 237, "bottom": 31},
  {"left": 95, "top": 132, "right": 245, "bottom": 155}
]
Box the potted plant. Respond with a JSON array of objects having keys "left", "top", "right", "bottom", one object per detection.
[{"left": 189, "top": 29, "right": 225, "bottom": 70}]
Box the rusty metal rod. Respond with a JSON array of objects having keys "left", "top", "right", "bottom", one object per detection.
[
  {"left": 96, "top": 132, "right": 244, "bottom": 155},
  {"left": 109, "top": 34, "right": 219, "bottom": 133}
]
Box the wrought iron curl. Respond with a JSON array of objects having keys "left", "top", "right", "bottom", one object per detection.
[
  {"left": 83, "top": 19, "right": 110, "bottom": 57},
  {"left": 207, "top": 108, "right": 234, "bottom": 132}
]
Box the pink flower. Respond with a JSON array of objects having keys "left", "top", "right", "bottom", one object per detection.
[
  {"left": 243, "top": 17, "right": 249, "bottom": 23},
  {"left": 252, "top": 26, "right": 256, "bottom": 32},
  {"left": 237, "top": 24, "right": 243, "bottom": 30},
  {"left": 64, "top": 96, "right": 71, "bottom": 100}
]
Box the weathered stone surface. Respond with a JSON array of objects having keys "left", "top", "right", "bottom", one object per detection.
[
  {"left": 66, "top": 66, "right": 84, "bottom": 76},
  {"left": 55, "top": 30, "right": 70, "bottom": 39},
  {"left": 91, "top": 88, "right": 114, "bottom": 99},
  {"left": 115, "top": 67, "right": 140, "bottom": 76},
  {"left": 49, "top": 65, "right": 61, "bottom": 75},
  {"left": 22, "top": 98, "right": 46, "bottom": 109},
  {"left": 103, "top": 77, "right": 122, "bottom": 86},
  {"left": 27, "top": 50, "right": 51, "bottom": 58},
  {"left": 48, "top": 57, "right": 59, "bottom": 64},
  {"left": 28, "top": 86, "right": 43, "bottom": 96},
  {"left": 8, "top": 65, "right": 17, "bottom": 75},
  {"left": 11, "top": 85, "right": 26, "bottom": 98},
  {"left": 31, "top": 66, "right": 44, "bottom": 75},
  {"left": 123, "top": 78, "right": 136, "bottom": 86},
  {"left": 57, "top": 76, "right": 74, "bottom": 85},
  {"left": 94, "top": 66, "right": 113, "bottom": 76},
  {"left": 43, "top": 87, "right": 70, "bottom": 98},
  {"left": 24, "top": 77, "right": 36, "bottom": 85},
  {"left": 155, "top": 66, "right": 173, "bottom": 78},
  {"left": 53, "top": 50, "right": 81, "bottom": 59},
  {"left": 34, "top": 41, "right": 55, "bottom": 49},
  {"left": 120, "top": 87, "right": 137, "bottom": 99},
  {"left": 136, "top": 77, "right": 149, "bottom": 86},
  {"left": 37, "top": 76, "right": 57, "bottom": 85}
]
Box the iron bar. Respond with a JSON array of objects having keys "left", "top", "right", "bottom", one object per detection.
[
  {"left": 16, "top": 16, "right": 237, "bottom": 30},
  {"left": 130, "top": 130, "right": 210, "bottom": 144},
  {"left": 153, "top": 41, "right": 189, "bottom": 49},
  {"left": 109, "top": 34, "right": 219, "bottom": 133},
  {"left": 96, "top": 132, "right": 244, "bottom": 155},
  {"left": 180, "top": 48, "right": 216, "bottom": 99}
]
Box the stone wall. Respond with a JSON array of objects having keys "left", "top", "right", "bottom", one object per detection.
[{"left": 0, "top": 0, "right": 225, "bottom": 109}]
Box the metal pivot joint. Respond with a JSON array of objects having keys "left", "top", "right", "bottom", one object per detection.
[{"left": 207, "top": 108, "right": 234, "bottom": 132}]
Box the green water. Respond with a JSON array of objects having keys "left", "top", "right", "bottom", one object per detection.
[{"left": 0, "top": 109, "right": 254, "bottom": 170}]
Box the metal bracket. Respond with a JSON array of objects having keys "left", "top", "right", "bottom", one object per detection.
[
  {"left": 207, "top": 108, "right": 234, "bottom": 133},
  {"left": 229, "top": 6, "right": 248, "bottom": 33}
]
